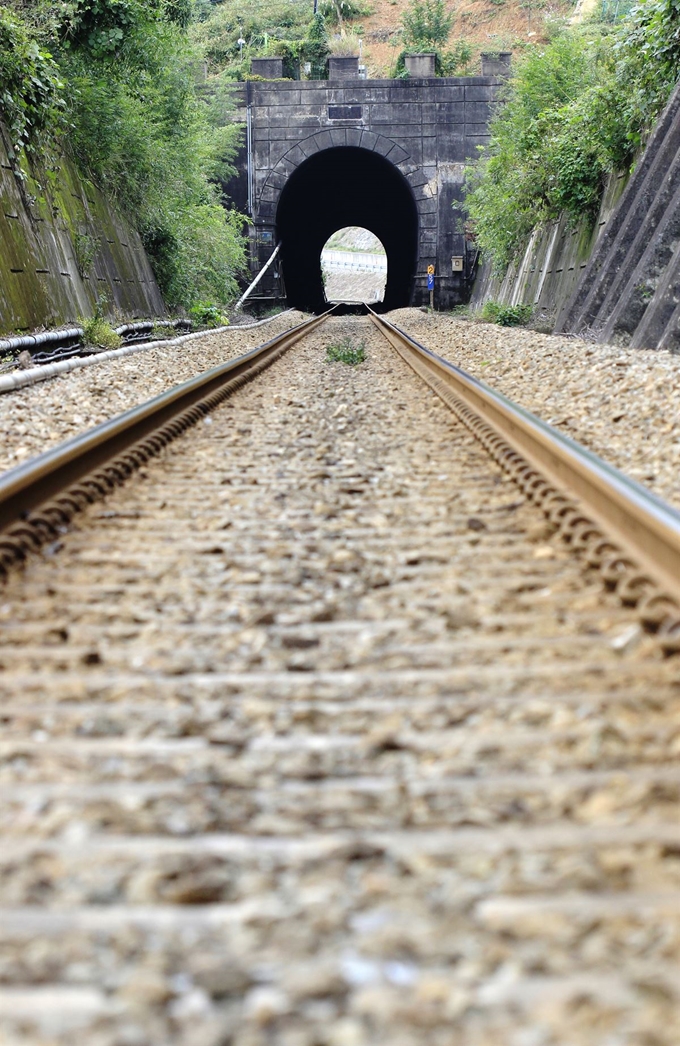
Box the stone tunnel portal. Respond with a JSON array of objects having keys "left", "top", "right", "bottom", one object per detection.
[{"left": 276, "top": 147, "right": 419, "bottom": 313}]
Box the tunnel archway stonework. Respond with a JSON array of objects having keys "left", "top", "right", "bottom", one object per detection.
[
  {"left": 237, "top": 76, "right": 503, "bottom": 309},
  {"left": 271, "top": 140, "right": 421, "bottom": 312}
]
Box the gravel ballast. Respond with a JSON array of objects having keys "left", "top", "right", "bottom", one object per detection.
[
  {"left": 1, "top": 315, "right": 678, "bottom": 1044},
  {"left": 0, "top": 311, "right": 306, "bottom": 474},
  {"left": 3, "top": 306, "right": 680, "bottom": 516},
  {"left": 389, "top": 309, "right": 680, "bottom": 509}
]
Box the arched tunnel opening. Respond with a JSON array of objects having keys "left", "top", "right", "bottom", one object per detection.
[{"left": 276, "top": 146, "right": 419, "bottom": 313}]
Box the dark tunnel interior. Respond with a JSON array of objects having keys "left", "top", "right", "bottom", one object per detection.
[{"left": 276, "top": 147, "right": 419, "bottom": 313}]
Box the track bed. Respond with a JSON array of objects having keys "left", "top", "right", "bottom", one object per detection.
[{"left": 1, "top": 316, "right": 679, "bottom": 1045}]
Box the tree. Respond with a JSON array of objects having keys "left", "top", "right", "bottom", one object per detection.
[
  {"left": 402, "top": 0, "right": 452, "bottom": 50},
  {"left": 301, "top": 13, "right": 330, "bottom": 80}
]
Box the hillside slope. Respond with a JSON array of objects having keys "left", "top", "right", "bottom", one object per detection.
[
  {"left": 192, "top": 0, "right": 580, "bottom": 80},
  {"left": 357, "top": 0, "right": 577, "bottom": 76}
]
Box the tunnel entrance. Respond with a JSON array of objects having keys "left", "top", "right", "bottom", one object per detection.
[{"left": 276, "top": 147, "right": 419, "bottom": 313}]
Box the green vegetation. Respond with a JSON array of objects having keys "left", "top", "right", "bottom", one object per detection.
[
  {"left": 152, "top": 321, "right": 177, "bottom": 338},
  {"left": 402, "top": 0, "right": 452, "bottom": 48},
  {"left": 465, "top": 0, "right": 680, "bottom": 272},
  {"left": 190, "top": 0, "right": 370, "bottom": 80},
  {"left": 73, "top": 230, "right": 99, "bottom": 278},
  {"left": 81, "top": 301, "right": 123, "bottom": 350},
  {"left": 479, "top": 301, "right": 533, "bottom": 326},
  {"left": 326, "top": 337, "right": 367, "bottom": 365},
  {"left": 1, "top": 0, "right": 246, "bottom": 312},
  {"left": 393, "top": 0, "right": 473, "bottom": 76},
  {"left": 0, "top": 8, "right": 66, "bottom": 161},
  {"left": 438, "top": 41, "right": 473, "bottom": 75},
  {"left": 304, "top": 14, "right": 332, "bottom": 79},
  {"left": 189, "top": 301, "right": 229, "bottom": 327}
]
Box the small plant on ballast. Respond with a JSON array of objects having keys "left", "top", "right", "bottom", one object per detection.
[
  {"left": 81, "top": 296, "right": 122, "bottom": 351},
  {"left": 326, "top": 337, "right": 367, "bottom": 365}
]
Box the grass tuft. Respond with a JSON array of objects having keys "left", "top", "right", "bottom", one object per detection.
[
  {"left": 81, "top": 315, "right": 122, "bottom": 351},
  {"left": 326, "top": 337, "right": 367, "bottom": 366}
]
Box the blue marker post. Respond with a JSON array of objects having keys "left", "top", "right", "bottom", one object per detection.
[{"left": 427, "top": 265, "right": 435, "bottom": 310}]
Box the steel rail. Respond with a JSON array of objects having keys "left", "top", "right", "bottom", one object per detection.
[
  {"left": 0, "top": 311, "right": 331, "bottom": 551},
  {"left": 369, "top": 308, "right": 680, "bottom": 646}
]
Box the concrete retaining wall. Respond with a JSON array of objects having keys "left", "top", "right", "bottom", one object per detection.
[
  {"left": 470, "top": 170, "right": 629, "bottom": 328},
  {"left": 556, "top": 82, "right": 680, "bottom": 349},
  {"left": 0, "top": 124, "right": 166, "bottom": 336},
  {"left": 473, "top": 82, "right": 680, "bottom": 351}
]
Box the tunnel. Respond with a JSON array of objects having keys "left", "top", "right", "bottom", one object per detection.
[{"left": 275, "top": 146, "right": 419, "bottom": 313}]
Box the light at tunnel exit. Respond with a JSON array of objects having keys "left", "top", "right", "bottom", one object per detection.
[{"left": 321, "top": 227, "right": 387, "bottom": 305}]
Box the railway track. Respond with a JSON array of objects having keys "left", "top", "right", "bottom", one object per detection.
[{"left": 1, "top": 311, "right": 679, "bottom": 1045}]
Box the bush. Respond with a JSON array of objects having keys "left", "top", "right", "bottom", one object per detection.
[
  {"left": 58, "top": 0, "right": 163, "bottom": 59},
  {"left": 465, "top": 1, "right": 680, "bottom": 273},
  {"left": 73, "top": 231, "right": 99, "bottom": 277},
  {"left": 189, "top": 0, "right": 332, "bottom": 79},
  {"left": 0, "top": 8, "right": 66, "bottom": 160},
  {"left": 189, "top": 301, "right": 229, "bottom": 328},
  {"left": 402, "top": 0, "right": 452, "bottom": 49},
  {"left": 393, "top": 41, "right": 473, "bottom": 77},
  {"left": 59, "top": 17, "right": 246, "bottom": 309},
  {"left": 465, "top": 29, "right": 607, "bottom": 271},
  {"left": 479, "top": 301, "right": 533, "bottom": 326},
  {"left": 1, "top": 2, "right": 246, "bottom": 311},
  {"left": 303, "top": 13, "right": 331, "bottom": 78},
  {"left": 439, "top": 41, "right": 473, "bottom": 75}
]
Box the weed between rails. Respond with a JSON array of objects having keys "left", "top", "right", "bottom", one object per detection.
[{"left": 326, "top": 338, "right": 367, "bottom": 365}]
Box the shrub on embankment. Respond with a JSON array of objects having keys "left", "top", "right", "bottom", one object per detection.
[
  {"left": 0, "top": 1, "right": 245, "bottom": 312},
  {"left": 189, "top": 0, "right": 375, "bottom": 81},
  {"left": 465, "top": 0, "right": 680, "bottom": 274}
]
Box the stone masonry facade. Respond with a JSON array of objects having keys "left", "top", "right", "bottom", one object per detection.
[{"left": 231, "top": 75, "right": 502, "bottom": 309}]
